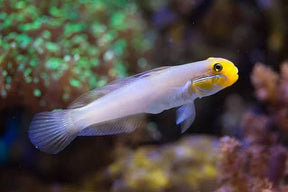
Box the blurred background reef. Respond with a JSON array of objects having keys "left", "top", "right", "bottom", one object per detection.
[{"left": 1, "top": 0, "right": 288, "bottom": 191}]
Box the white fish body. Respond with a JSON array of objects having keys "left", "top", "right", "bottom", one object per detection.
[
  {"left": 29, "top": 58, "right": 238, "bottom": 154},
  {"left": 75, "top": 62, "right": 200, "bottom": 121}
]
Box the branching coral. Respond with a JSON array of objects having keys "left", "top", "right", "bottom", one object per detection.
[
  {"left": 252, "top": 62, "right": 288, "bottom": 138},
  {"left": 217, "top": 136, "right": 277, "bottom": 192},
  {"left": 251, "top": 63, "right": 279, "bottom": 103},
  {"left": 217, "top": 62, "right": 288, "bottom": 192}
]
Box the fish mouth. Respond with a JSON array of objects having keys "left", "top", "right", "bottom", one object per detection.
[
  {"left": 235, "top": 73, "right": 239, "bottom": 81},
  {"left": 229, "top": 70, "right": 239, "bottom": 86}
]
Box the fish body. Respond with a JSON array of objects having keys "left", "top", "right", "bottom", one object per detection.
[
  {"left": 75, "top": 63, "right": 197, "bottom": 121},
  {"left": 29, "top": 57, "right": 238, "bottom": 154}
]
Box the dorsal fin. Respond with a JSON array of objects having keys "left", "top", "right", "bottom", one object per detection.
[{"left": 68, "top": 66, "right": 171, "bottom": 109}]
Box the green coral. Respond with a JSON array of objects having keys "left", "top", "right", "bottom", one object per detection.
[{"left": 0, "top": 0, "right": 152, "bottom": 108}]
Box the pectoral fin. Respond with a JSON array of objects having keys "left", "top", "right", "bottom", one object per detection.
[{"left": 176, "top": 103, "right": 196, "bottom": 133}]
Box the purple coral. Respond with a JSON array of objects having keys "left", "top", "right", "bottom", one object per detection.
[{"left": 217, "top": 62, "right": 288, "bottom": 192}]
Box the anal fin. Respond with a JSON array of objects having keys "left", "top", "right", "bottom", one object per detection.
[{"left": 78, "top": 115, "right": 145, "bottom": 136}]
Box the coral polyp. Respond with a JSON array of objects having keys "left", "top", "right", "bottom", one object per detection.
[{"left": 0, "top": 0, "right": 152, "bottom": 110}]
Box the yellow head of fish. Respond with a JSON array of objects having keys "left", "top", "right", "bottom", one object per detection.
[{"left": 192, "top": 57, "right": 238, "bottom": 97}]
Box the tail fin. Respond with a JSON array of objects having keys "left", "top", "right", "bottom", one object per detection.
[{"left": 28, "top": 110, "right": 78, "bottom": 154}]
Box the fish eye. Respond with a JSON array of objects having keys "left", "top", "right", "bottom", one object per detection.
[{"left": 213, "top": 63, "right": 223, "bottom": 72}]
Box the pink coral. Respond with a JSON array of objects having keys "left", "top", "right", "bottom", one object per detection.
[
  {"left": 217, "top": 62, "right": 288, "bottom": 192},
  {"left": 251, "top": 63, "right": 279, "bottom": 103},
  {"left": 218, "top": 137, "right": 275, "bottom": 192}
]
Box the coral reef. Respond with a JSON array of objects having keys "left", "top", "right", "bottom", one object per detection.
[
  {"left": 252, "top": 62, "right": 288, "bottom": 139},
  {"left": 0, "top": 0, "right": 153, "bottom": 189},
  {"left": 0, "top": 0, "right": 152, "bottom": 111},
  {"left": 0, "top": 136, "right": 219, "bottom": 192},
  {"left": 217, "top": 136, "right": 287, "bottom": 192},
  {"left": 100, "top": 136, "right": 218, "bottom": 192},
  {"left": 2, "top": 0, "right": 288, "bottom": 191},
  {"left": 217, "top": 62, "right": 288, "bottom": 192}
]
